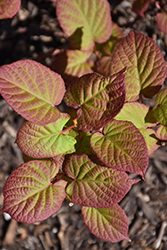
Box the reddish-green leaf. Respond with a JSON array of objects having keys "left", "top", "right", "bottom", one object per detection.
[
  {"left": 64, "top": 70, "right": 126, "bottom": 132},
  {"left": 156, "top": 12, "right": 167, "bottom": 34},
  {"left": 156, "top": 125, "right": 167, "bottom": 140},
  {"left": 56, "top": 0, "right": 112, "bottom": 50},
  {"left": 102, "top": 22, "right": 125, "bottom": 56},
  {"left": 0, "top": 60, "right": 65, "bottom": 125},
  {"left": 51, "top": 50, "right": 93, "bottom": 85},
  {"left": 153, "top": 89, "right": 167, "bottom": 126},
  {"left": 1, "top": 160, "right": 67, "bottom": 223},
  {"left": 0, "top": 0, "right": 21, "bottom": 19},
  {"left": 16, "top": 113, "right": 77, "bottom": 158},
  {"left": 64, "top": 154, "right": 138, "bottom": 208},
  {"left": 82, "top": 205, "right": 130, "bottom": 242},
  {"left": 132, "top": 0, "right": 151, "bottom": 17},
  {"left": 91, "top": 120, "right": 148, "bottom": 178},
  {"left": 114, "top": 102, "right": 159, "bottom": 155},
  {"left": 110, "top": 31, "right": 167, "bottom": 101}
]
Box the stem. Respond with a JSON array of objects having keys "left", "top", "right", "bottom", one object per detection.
[
  {"left": 61, "top": 123, "right": 76, "bottom": 134},
  {"left": 51, "top": 173, "right": 73, "bottom": 185}
]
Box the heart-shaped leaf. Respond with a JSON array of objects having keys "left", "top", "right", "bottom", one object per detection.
[
  {"left": 64, "top": 69, "right": 126, "bottom": 132},
  {"left": 114, "top": 102, "right": 159, "bottom": 155},
  {"left": 0, "top": 60, "right": 65, "bottom": 125},
  {"left": 153, "top": 89, "right": 167, "bottom": 126},
  {"left": 110, "top": 31, "right": 167, "bottom": 101},
  {"left": 16, "top": 113, "right": 77, "bottom": 158},
  {"left": 51, "top": 50, "right": 93, "bottom": 85},
  {"left": 156, "top": 12, "right": 167, "bottom": 34},
  {"left": 1, "top": 160, "right": 67, "bottom": 223},
  {"left": 0, "top": 0, "right": 21, "bottom": 19},
  {"left": 91, "top": 120, "right": 148, "bottom": 178},
  {"left": 56, "top": 0, "right": 112, "bottom": 50},
  {"left": 82, "top": 205, "right": 130, "bottom": 242},
  {"left": 63, "top": 154, "right": 138, "bottom": 208}
]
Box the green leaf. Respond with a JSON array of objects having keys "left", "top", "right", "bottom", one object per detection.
[
  {"left": 1, "top": 160, "right": 67, "bottom": 223},
  {"left": 91, "top": 120, "right": 148, "bottom": 178},
  {"left": 114, "top": 102, "right": 159, "bottom": 155},
  {"left": 64, "top": 69, "right": 126, "bottom": 132},
  {"left": 115, "top": 102, "right": 156, "bottom": 128},
  {"left": 64, "top": 154, "right": 138, "bottom": 208},
  {"left": 153, "top": 89, "right": 167, "bottom": 126},
  {"left": 51, "top": 50, "right": 93, "bottom": 85},
  {"left": 139, "top": 128, "right": 159, "bottom": 155},
  {"left": 0, "top": 60, "right": 65, "bottom": 125},
  {"left": 82, "top": 205, "right": 130, "bottom": 242},
  {"left": 156, "top": 125, "right": 167, "bottom": 140},
  {"left": 56, "top": 0, "right": 112, "bottom": 50},
  {"left": 16, "top": 113, "right": 77, "bottom": 158},
  {"left": 0, "top": 0, "right": 21, "bottom": 19},
  {"left": 110, "top": 31, "right": 167, "bottom": 101}
]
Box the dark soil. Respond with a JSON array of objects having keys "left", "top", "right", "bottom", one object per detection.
[{"left": 0, "top": 0, "right": 167, "bottom": 249}]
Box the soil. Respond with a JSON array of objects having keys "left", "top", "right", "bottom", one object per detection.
[{"left": 0, "top": 0, "right": 167, "bottom": 250}]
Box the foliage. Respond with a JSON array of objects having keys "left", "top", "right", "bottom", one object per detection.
[{"left": 0, "top": 0, "right": 167, "bottom": 243}]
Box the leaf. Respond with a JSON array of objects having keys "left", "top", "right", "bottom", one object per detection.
[
  {"left": 64, "top": 69, "right": 126, "bottom": 132},
  {"left": 56, "top": 0, "right": 112, "bottom": 50},
  {"left": 0, "top": 160, "right": 67, "bottom": 223},
  {"left": 115, "top": 102, "right": 156, "bottom": 129},
  {"left": 102, "top": 22, "right": 125, "bottom": 56},
  {"left": 156, "top": 12, "right": 167, "bottom": 34},
  {"left": 153, "top": 89, "right": 167, "bottom": 126},
  {"left": 156, "top": 125, "right": 167, "bottom": 140},
  {"left": 132, "top": 0, "right": 151, "bottom": 17},
  {"left": 110, "top": 31, "right": 167, "bottom": 101},
  {"left": 139, "top": 128, "right": 159, "bottom": 156},
  {"left": 0, "top": 0, "right": 21, "bottom": 19},
  {"left": 91, "top": 120, "right": 148, "bottom": 178},
  {"left": 51, "top": 50, "right": 93, "bottom": 85},
  {"left": 0, "top": 60, "right": 65, "bottom": 125},
  {"left": 82, "top": 205, "right": 130, "bottom": 242},
  {"left": 16, "top": 113, "right": 77, "bottom": 158},
  {"left": 64, "top": 154, "right": 138, "bottom": 208},
  {"left": 114, "top": 102, "right": 159, "bottom": 155}
]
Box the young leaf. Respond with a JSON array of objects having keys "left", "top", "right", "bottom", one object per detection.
[
  {"left": 64, "top": 154, "right": 139, "bottom": 208},
  {"left": 0, "top": 0, "right": 21, "bottom": 19},
  {"left": 132, "top": 0, "right": 151, "bottom": 17},
  {"left": 156, "top": 125, "right": 167, "bottom": 140},
  {"left": 115, "top": 102, "right": 156, "bottom": 129},
  {"left": 153, "top": 89, "right": 167, "bottom": 126},
  {"left": 56, "top": 0, "right": 112, "bottom": 50},
  {"left": 51, "top": 50, "right": 93, "bottom": 85},
  {"left": 110, "top": 31, "right": 167, "bottom": 101},
  {"left": 156, "top": 12, "right": 167, "bottom": 34},
  {"left": 16, "top": 113, "right": 77, "bottom": 158},
  {"left": 114, "top": 102, "right": 159, "bottom": 155},
  {"left": 0, "top": 160, "right": 67, "bottom": 223},
  {"left": 64, "top": 69, "right": 126, "bottom": 132},
  {"left": 96, "top": 56, "right": 112, "bottom": 77},
  {"left": 91, "top": 120, "right": 148, "bottom": 178},
  {"left": 0, "top": 60, "right": 65, "bottom": 125},
  {"left": 82, "top": 205, "right": 130, "bottom": 242}
]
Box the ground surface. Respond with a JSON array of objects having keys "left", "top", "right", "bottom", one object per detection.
[{"left": 0, "top": 0, "right": 167, "bottom": 249}]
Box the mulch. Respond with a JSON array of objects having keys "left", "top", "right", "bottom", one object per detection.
[{"left": 0, "top": 0, "right": 167, "bottom": 249}]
